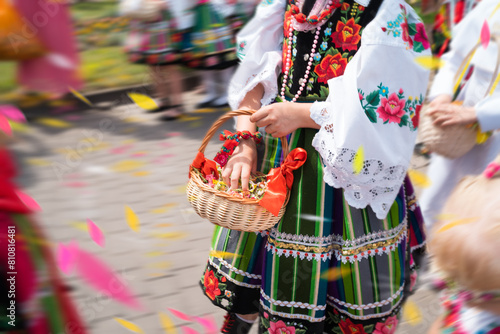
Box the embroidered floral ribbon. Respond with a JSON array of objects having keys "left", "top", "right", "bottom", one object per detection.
[
  {"left": 0, "top": 149, "right": 31, "bottom": 213},
  {"left": 259, "top": 148, "right": 307, "bottom": 216},
  {"left": 191, "top": 152, "right": 219, "bottom": 180}
]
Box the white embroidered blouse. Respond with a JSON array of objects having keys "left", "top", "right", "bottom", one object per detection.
[{"left": 228, "top": 0, "right": 431, "bottom": 219}]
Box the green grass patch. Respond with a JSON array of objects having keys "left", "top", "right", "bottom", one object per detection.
[{"left": 71, "top": 2, "right": 119, "bottom": 21}]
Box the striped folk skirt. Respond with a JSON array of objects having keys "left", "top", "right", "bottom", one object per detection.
[{"left": 200, "top": 128, "right": 426, "bottom": 334}]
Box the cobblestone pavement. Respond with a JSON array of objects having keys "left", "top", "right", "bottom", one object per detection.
[{"left": 9, "top": 90, "right": 439, "bottom": 334}]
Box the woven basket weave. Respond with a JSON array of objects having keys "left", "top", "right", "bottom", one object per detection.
[
  {"left": 419, "top": 104, "right": 477, "bottom": 159},
  {"left": 186, "top": 109, "right": 289, "bottom": 232}
]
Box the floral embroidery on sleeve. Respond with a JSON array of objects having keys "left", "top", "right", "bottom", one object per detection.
[
  {"left": 381, "top": 4, "right": 430, "bottom": 53},
  {"left": 359, "top": 83, "right": 422, "bottom": 130}
]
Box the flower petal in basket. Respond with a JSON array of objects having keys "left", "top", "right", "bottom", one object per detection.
[
  {"left": 190, "top": 152, "right": 219, "bottom": 179},
  {"left": 259, "top": 148, "right": 307, "bottom": 216}
]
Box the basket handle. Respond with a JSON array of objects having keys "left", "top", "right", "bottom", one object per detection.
[{"left": 198, "top": 109, "right": 290, "bottom": 158}]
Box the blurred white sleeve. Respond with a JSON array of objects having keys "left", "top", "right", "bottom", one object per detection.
[
  {"left": 228, "top": 0, "right": 286, "bottom": 109},
  {"left": 476, "top": 96, "right": 500, "bottom": 131},
  {"left": 310, "top": 1, "right": 431, "bottom": 219}
]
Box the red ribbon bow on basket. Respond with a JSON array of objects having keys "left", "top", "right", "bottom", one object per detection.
[
  {"left": 259, "top": 148, "right": 307, "bottom": 216},
  {"left": 190, "top": 152, "right": 219, "bottom": 180}
]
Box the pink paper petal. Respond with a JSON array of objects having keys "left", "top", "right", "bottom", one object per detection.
[
  {"left": 0, "top": 105, "right": 25, "bottom": 122},
  {"left": 56, "top": 241, "right": 78, "bottom": 275},
  {"left": 181, "top": 327, "right": 200, "bottom": 334},
  {"left": 15, "top": 190, "right": 41, "bottom": 211},
  {"left": 131, "top": 152, "right": 147, "bottom": 157},
  {"left": 75, "top": 247, "right": 142, "bottom": 309},
  {"left": 0, "top": 115, "right": 12, "bottom": 136},
  {"left": 63, "top": 181, "right": 88, "bottom": 188},
  {"left": 160, "top": 154, "right": 174, "bottom": 159},
  {"left": 64, "top": 115, "right": 83, "bottom": 121},
  {"left": 87, "top": 218, "right": 105, "bottom": 247},
  {"left": 168, "top": 308, "right": 192, "bottom": 322},
  {"left": 166, "top": 132, "right": 182, "bottom": 137},
  {"left": 110, "top": 145, "right": 133, "bottom": 155},
  {"left": 193, "top": 316, "right": 218, "bottom": 334},
  {"left": 159, "top": 142, "right": 173, "bottom": 148},
  {"left": 481, "top": 20, "right": 490, "bottom": 49}
]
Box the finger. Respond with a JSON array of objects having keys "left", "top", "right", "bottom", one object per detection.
[
  {"left": 433, "top": 115, "right": 451, "bottom": 126},
  {"left": 230, "top": 164, "right": 242, "bottom": 190},
  {"left": 255, "top": 116, "right": 273, "bottom": 128},
  {"left": 250, "top": 108, "right": 269, "bottom": 123},
  {"left": 222, "top": 165, "right": 232, "bottom": 186},
  {"left": 240, "top": 164, "right": 251, "bottom": 191}
]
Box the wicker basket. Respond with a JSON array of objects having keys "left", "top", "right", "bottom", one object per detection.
[
  {"left": 187, "top": 109, "right": 289, "bottom": 232},
  {"left": 419, "top": 104, "right": 477, "bottom": 159}
]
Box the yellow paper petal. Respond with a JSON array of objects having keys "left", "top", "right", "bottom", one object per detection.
[
  {"left": 150, "top": 232, "right": 187, "bottom": 240},
  {"left": 437, "top": 217, "right": 477, "bottom": 233},
  {"left": 111, "top": 160, "right": 145, "bottom": 173},
  {"left": 408, "top": 169, "right": 432, "bottom": 188},
  {"left": 403, "top": 300, "right": 422, "bottom": 325},
  {"left": 414, "top": 56, "right": 444, "bottom": 70},
  {"left": 70, "top": 221, "right": 89, "bottom": 232},
  {"left": 476, "top": 130, "right": 490, "bottom": 144},
  {"left": 9, "top": 121, "right": 29, "bottom": 133},
  {"left": 26, "top": 158, "right": 51, "bottom": 167},
  {"left": 69, "top": 87, "right": 92, "bottom": 106},
  {"left": 353, "top": 146, "right": 364, "bottom": 174},
  {"left": 114, "top": 318, "right": 145, "bottom": 334},
  {"left": 123, "top": 117, "right": 147, "bottom": 123},
  {"left": 320, "top": 267, "right": 350, "bottom": 281},
  {"left": 125, "top": 206, "right": 140, "bottom": 232},
  {"left": 154, "top": 223, "right": 173, "bottom": 228},
  {"left": 159, "top": 312, "right": 178, "bottom": 334},
  {"left": 128, "top": 93, "right": 158, "bottom": 111},
  {"left": 179, "top": 116, "right": 201, "bottom": 122},
  {"left": 145, "top": 251, "right": 164, "bottom": 257},
  {"left": 172, "top": 185, "right": 187, "bottom": 194},
  {"left": 133, "top": 171, "right": 151, "bottom": 177},
  {"left": 209, "top": 250, "right": 243, "bottom": 259},
  {"left": 36, "top": 117, "right": 72, "bottom": 128},
  {"left": 147, "top": 261, "right": 172, "bottom": 269}
]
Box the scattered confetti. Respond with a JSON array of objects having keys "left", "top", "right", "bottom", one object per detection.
[
  {"left": 147, "top": 262, "right": 172, "bottom": 269},
  {"left": 16, "top": 190, "right": 41, "bottom": 211},
  {"left": 193, "top": 316, "right": 218, "bottom": 334},
  {"left": 159, "top": 142, "right": 173, "bottom": 148},
  {"left": 69, "top": 87, "right": 92, "bottom": 106},
  {"left": 179, "top": 116, "right": 201, "bottom": 122},
  {"left": 56, "top": 241, "right": 78, "bottom": 275},
  {"left": 209, "top": 250, "right": 243, "bottom": 259},
  {"left": 481, "top": 20, "right": 490, "bottom": 49},
  {"left": 408, "top": 169, "right": 432, "bottom": 188},
  {"left": 403, "top": 300, "right": 422, "bottom": 325},
  {"left": 414, "top": 55, "right": 445, "bottom": 70},
  {"left": 477, "top": 130, "right": 490, "bottom": 144},
  {"left": 125, "top": 206, "right": 140, "bottom": 232},
  {"left": 0, "top": 105, "right": 25, "bottom": 122},
  {"left": 26, "top": 158, "right": 52, "bottom": 167},
  {"left": 70, "top": 221, "right": 88, "bottom": 232},
  {"left": 111, "top": 160, "right": 145, "bottom": 173},
  {"left": 9, "top": 121, "right": 29, "bottom": 133},
  {"left": 76, "top": 249, "right": 141, "bottom": 309},
  {"left": 172, "top": 185, "right": 187, "bottom": 194},
  {"left": 87, "top": 219, "right": 105, "bottom": 247},
  {"left": 36, "top": 117, "right": 72, "bottom": 128},
  {"left": 150, "top": 232, "right": 187, "bottom": 240},
  {"left": 168, "top": 308, "right": 192, "bottom": 322},
  {"left": 353, "top": 146, "right": 364, "bottom": 174},
  {"left": 437, "top": 217, "right": 477, "bottom": 233},
  {"left": 0, "top": 115, "right": 12, "bottom": 136},
  {"left": 145, "top": 251, "right": 164, "bottom": 257},
  {"left": 154, "top": 223, "right": 174, "bottom": 228},
  {"left": 150, "top": 204, "right": 178, "bottom": 214},
  {"left": 128, "top": 92, "right": 158, "bottom": 111},
  {"left": 181, "top": 327, "right": 200, "bottom": 334},
  {"left": 131, "top": 151, "right": 148, "bottom": 157},
  {"left": 159, "top": 312, "right": 177, "bottom": 334},
  {"left": 123, "top": 117, "right": 147, "bottom": 123},
  {"left": 110, "top": 144, "right": 133, "bottom": 155},
  {"left": 320, "top": 267, "right": 350, "bottom": 281},
  {"left": 114, "top": 318, "right": 145, "bottom": 334},
  {"left": 132, "top": 171, "right": 151, "bottom": 177},
  {"left": 434, "top": 213, "right": 456, "bottom": 221},
  {"left": 166, "top": 132, "right": 183, "bottom": 137},
  {"left": 63, "top": 182, "right": 88, "bottom": 188}
]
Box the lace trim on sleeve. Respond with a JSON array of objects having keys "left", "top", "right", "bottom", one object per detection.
[
  {"left": 228, "top": 67, "right": 280, "bottom": 110},
  {"left": 310, "top": 101, "right": 330, "bottom": 127},
  {"left": 312, "top": 129, "right": 407, "bottom": 219}
]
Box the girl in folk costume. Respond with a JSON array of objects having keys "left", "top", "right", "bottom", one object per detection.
[
  {"left": 199, "top": 0, "right": 430, "bottom": 333},
  {"left": 419, "top": 0, "right": 500, "bottom": 228},
  {"left": 123, "top": 0, "right": 186, "bottom": 119},
  {"left": 190, "top": 0, "right": 241, "bottom": 109}
]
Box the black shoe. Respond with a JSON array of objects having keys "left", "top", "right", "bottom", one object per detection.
[
  {"left": 159, "top": 106, "right": 185, "bottom": 121},
  {"left": 221, "top": 313, "right": 254, "bottom": 334}
]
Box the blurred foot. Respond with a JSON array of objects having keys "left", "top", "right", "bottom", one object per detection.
[{"left": 160, "top": 106, "right": 184, "bottom": 121}]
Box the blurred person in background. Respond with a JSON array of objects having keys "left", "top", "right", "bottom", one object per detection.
[
  {"left": 122, "top": 0, "right": 187, "bottom": 120},
  {"left": 13, "top": 0, "right": 83, "bottom": 101},
  {"left": 189, "top": 0, "right": 241, "bottom": 110},
  {"left": 0, "top": 131, "right": 87, "bottom": 333},
  {"left": 419, "top": 0, "right": 500, "bottom": 228}
]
